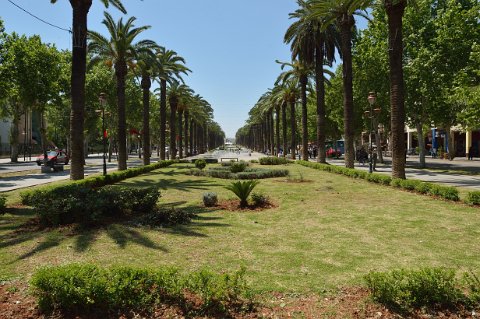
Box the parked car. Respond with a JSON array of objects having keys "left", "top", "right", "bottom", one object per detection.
[{"left": 36, "top": 150, "right": 69, "bottom": 166}]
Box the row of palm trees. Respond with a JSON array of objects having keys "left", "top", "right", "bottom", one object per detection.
[
  {"left": 237, "top": 0, "right": 408, "bottom": 179},
  {"left": 51, "top": 0, "right": 223, "bottom": 179}
]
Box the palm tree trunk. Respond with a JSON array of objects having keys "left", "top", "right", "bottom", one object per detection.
[
  {"left": 169, "top": 101, "right": 177, "bottom": 159},
  {"left": 141, "top": 74, "right": 151, "bottom": 165},
  {"left": 282, "top": 102, "right": 287, "bottom": 158},
  {"left": 290, "top": 100, "right": 296, "bottom": 160},
  {"left": 386, "top": 1, "right": 406, "bottom": 178},
  {"left": 160, "top": 79, "right": 167, "bottom": 160},
  {"left": 10, "top": 106, "right": 20, "bottom": 163},
  {"left": 315, "top": 44, "right": 327, "bottom": 163},
  {"left": 300, "top": 75, "right": 309, "bottom": 161},
  {"left": 69, "top": 1, "right": 90, "bottom": 179},
  {"left": 178, "top": 109, "right": 184, "bottom": 158},
  {"left": 115, "top": 61, "right": 128, "bottom": 171},
  {"left": 338, "top": 14, "right": 355, "bottom": 168},
  {"left": 184, "top": 111, "right": 189, "bottom": 157},
  {"left": 270, "top": 110, "right": 275, "bottom": 155},
  {"left": 189, "top": 119, "right": 194, "bottom": 155},
  {"left": 275, "top": 105, "right": 280, "bottom": 156}
]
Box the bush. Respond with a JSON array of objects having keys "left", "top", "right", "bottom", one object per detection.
[
  {"left": 203, "top": 192, "right": 218, "bottom": 207},
  {"left": 465, "top": 191, "right": 480, "bottom": 206},
  {"left": 225, "top": 180, "right": 259, "bottom": 207},
  {"left": 230, "top": 161, "right": 248, "bottom": 173},
  {"left": 131, "top": 207, "right": 195, "bottom": 227},
  {"left": 0, "top": 195, "right": 6, "bottom": 215},
  {"left": 365, "top": 267, "right": 462, "bottom": 310},
  {"left": 366, "top": 173, "right": 392, "bottom": 185},
  {"left": 195, "top": 159, "right": 207, "bottom": 170},
  {"left": 259, "top": 157, "right": 289, "bottom": 165},
  {"left": 428, "top": 184, "right": 459, "bottom": 201},
  {"left": 30, "top": 264, "right": 251, "bottom": 315},
  {"left": 251, "top": 193, "right": 269, "bottom": 207},
  {"left": 23, "top": 185, "right": 160, "bottom": 226}
]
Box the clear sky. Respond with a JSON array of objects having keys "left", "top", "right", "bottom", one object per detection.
[{"left": 1, "top": 0, "right": 366, "bottom": 138}]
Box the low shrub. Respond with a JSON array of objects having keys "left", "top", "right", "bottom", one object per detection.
[
  {"left": 24, "top": 185, "right": 160, "bottom": 226},
  {"left": 195, "top": 159, "right": 207, "bottom": 170},
  {"left": 0, "top": 195, "right": 6, "bottom": 214},
  {"left": 131, "top": 207, "right": 195, "bottom": 227},
  {"left": 428, "top": 184, "right": 459, "bottom": 201},
  {"left": 463, "top": 271, "right": 480, "bottom": 305},
  {"left": 189, "top": 167, "right": 289, "bottom": 180},
  {"left": 225, "top": 180, "right": 259, "bottom": 207},
  {"left": 365, "top": 267, "right": 462, "bottom": 310},
  {"left": 259, "top": 157, "right": 289, "bottom": 165},
  {"left": 30, "top": 264, "right": 251, "bottom": 315},
  {"left": 230, "top": 161, "right": 248, "bottom": 173},
  {"left": 366, "top": 173, "right": 392, "bottom": 185},
  {"left": 251, "top": 193, "right": 270, "bottom": 207},
  {"left": 465, "top": 191, "right": 480, "bottom": 206},
  {"left": 203, "top": 192, "right": 218, "bottom": 207}
]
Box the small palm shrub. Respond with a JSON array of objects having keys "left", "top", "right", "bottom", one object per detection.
[
  {"left": 203, "top": 192, "right": 218, "bottom": 207},
  {"left": 195, "top": 159, "right": 207, "bottom": 170},
  {"left": 225, "top": 180, "right": 259, "bottom": 207}
]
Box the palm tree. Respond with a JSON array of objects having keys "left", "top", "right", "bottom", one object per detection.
[
  {"left": 384, "top": 0, "right": 407, "bottom": 179},
  {"left": 310, "top": 0, "right": 370, "bottom": 168},
  {"left": 285, "top": 0, "right": 340, "bottom": 163},
  {"left": 50, "top": 0, "right": 126, "bottom": 180},
  {"left": 167, "top": 80, "right": 192, "bottom": 159},
  {"left": 136, "top": 50, "right": 159, "bottom": 165},
  {"left": 155, "top": 48, "right": 190, "bottom": 160},
  {"left": 276, "top": 60, "right": 311, "bottom": 160},
  {"left": 275, "top": 78, "right": 300, "bottom": 160},
  {"left": 89, "top": 12, "right": 157, "bottom": 170}
]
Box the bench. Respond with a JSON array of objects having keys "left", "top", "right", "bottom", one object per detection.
[{"left": 220, "top": 157, "right": 239, "bottom": 162}]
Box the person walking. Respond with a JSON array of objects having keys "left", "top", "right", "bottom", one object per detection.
[{"left": 468, "top": 146, "right": 474, "bottom": 160}]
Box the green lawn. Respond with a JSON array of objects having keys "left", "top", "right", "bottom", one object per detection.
[{"left": 1, "top": 163, "right": 479, "bottom": 294}]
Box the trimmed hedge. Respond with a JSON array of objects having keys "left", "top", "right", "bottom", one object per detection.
[
  {"left": 259, "top": 156, "right": 290, "bottom": 165},
  {"left": 20, "top": 160, "right": 174, "bottom": 204},
  {"left": 188, "top": 167, "right": 289, "bottom": 180},
  {"left": 298, "top": 161, "right": 460, "bottom": 202},
  {"left": 30, "top": 264, "right": 251, "bottom": 315},
  {"left": 365, "top": 268, "right": 476, "bottom": 310},
  {"left": 465, "top": 191, "right": 480, "bottom": 206},
  {"left": 0, "top": 195, "right": 6, "bottom": 214},
  {"left": 23, "top": 185, "right": 160, "bottom": 226}
]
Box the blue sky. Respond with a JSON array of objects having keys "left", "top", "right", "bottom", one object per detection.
[{"left": 1, "top": 0, "right": 366, "bottom": 138}]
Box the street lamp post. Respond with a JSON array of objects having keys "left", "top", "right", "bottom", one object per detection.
[
  {"left": 98, "top": 93, "right": 107, "bottom": 176},
  {"left": 366, "top": 92, "right": 381, "bottom": 173}
]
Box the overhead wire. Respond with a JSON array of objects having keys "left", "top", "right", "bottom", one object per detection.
[{"left": 6, "top": 0, "right": 71, "bottom": 33}]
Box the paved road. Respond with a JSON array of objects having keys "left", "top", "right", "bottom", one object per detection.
[{"left": 1, "top": 151, "right": 478, "bottom": 192}]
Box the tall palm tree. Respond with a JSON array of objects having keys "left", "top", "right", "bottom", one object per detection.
[
  {"left": 89, "top": 12, "right": 157, "bottom": 170},
  {"left": 275, "top": 78, "right": 300, "bottom": 160},
  {"left": 167, "top": 80, "right": 193, "bottom": 159},
  {"left": 155, "top": 48, "right": 190, "bottom": 160},
  {"left": 276, "top": 60, "right": 311, "bottom": 160},
  {"left": 285, "top": 0, "right": 340, "bottom": 163},
  {"left": 311, "top": 0, "right": 370, "bottom": 168},
  {"left": 384, "top": 0, "right": 407, "bottom": 179},
  {"left": 136, "top": 50, "right": 159, "bottom": 165},
  {"left": 51, "top": 0, "right": 126, "bottom": 180}
]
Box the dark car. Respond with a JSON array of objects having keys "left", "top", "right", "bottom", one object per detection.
[{"left": 36, "top": 150, "right": 69, "bottom": 166}]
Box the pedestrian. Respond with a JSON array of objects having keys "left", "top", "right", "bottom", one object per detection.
[
  {"left": 468, "top": 146, "right": 474, "bottom": 160},
  {"left": 372, "top": 150, "right": 378, "bottom": 171}
]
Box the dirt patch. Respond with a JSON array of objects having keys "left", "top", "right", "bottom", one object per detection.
[{"left": 215, "top": 199, "right": 277, "bottom": 212}]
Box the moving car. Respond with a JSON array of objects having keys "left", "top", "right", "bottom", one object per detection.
[{"left": 36, "top": 150, "right": 69, "bottom": 166}]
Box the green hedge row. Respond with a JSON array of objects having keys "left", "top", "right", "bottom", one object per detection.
[
  {"left": 365, "top": 267, "right": 480, "bottom": 310},
  {"left": 298, "top": 161, "right": 461, "bottom": 202},
  {"left": 31, "top": 264, "right": 251, "bottom": 315},
  {"left": 20, "top": 160, "right": 174, "bottom": 204},
  {"left": 188, "top": 167, "right": 289, "bottom": 180},
  {"left": 23, "top": 185, "right": 160, "bottom": 226},
  {"left": 0, "top": 195, "right": 6, "bottom": 215},
  {"left": 259, "top": 156, "right": 290, "bottom": 165}
]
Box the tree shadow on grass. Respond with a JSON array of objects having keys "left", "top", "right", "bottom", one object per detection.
[
  {"left": 105, "top": 224, "right": 168, "bottom": 251},
  {"left": 127, "top": 178, "right": 223, "bottom": 193}
]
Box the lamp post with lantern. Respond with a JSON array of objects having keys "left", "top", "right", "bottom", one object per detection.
[
  {"left": 97, "top": 93, "right": 108, "bottom": 176},
  {"left": 365, "top": 92, "right": 381, "bottom": 173}
]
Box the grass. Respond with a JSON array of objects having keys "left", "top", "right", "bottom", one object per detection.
[{"left": 0, "top": 163, "right": 479, "bottom": 295}]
